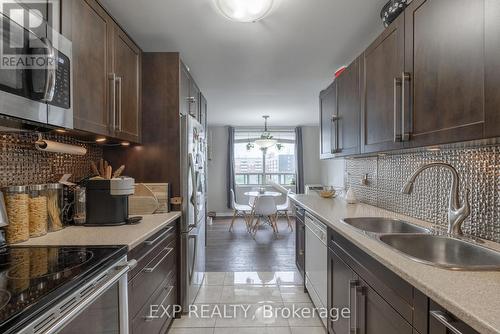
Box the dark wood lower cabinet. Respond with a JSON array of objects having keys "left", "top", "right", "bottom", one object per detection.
[
  {"left": 294, "top": 205, "right": 305, "bottom": 278},
  {"left": 127, "top": 220, "right": 179, "bottom": 334},
  {"left": 328, "top": 249, "right": 354, "bottom": 334},
  {"left": 357, "top": 277, "right": 413, "bottom": 334}
]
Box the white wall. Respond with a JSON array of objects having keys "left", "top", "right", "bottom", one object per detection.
[
  {"left": 320, "top": 158, "right": 345, "bottom": 189},
  {"left": 301, "top": 126, "right": 322, "bottom": 186},
  {"left": 207, "top": 125, "right": 325, "bottom": 215}
]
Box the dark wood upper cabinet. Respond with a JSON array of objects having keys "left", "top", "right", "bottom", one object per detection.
[
  {"left": 112, "top": 26, "right": 142, "bottom": 143},
  {"left": 319, "top": 82, "right": 336, "bottom": 159},
  {"left": 336, "top": 57, "right": 361, "bottom": 156},
  {"left": 199, "top": 93, "right": 208, "bottom": 129},
  {"left": 180, "top": 64, "right": 190, "bottom": 117},
  {"left": 189, "top": 80, "right": 201, "bottom": 120},
  {"left": 485, "top": 0, "right": 500, "bottom": 138},
  {"left": 61, "top": 0, "right": 142, "bottom": 143},
  {"left": 62, "top": 0, "right": 112, "bottom": 136},
  {"left": 404, "top": 0, "right": 485, "bottom": 147},
  {"left": 361, "top": 14, "right": 405, "bottom": 154}
]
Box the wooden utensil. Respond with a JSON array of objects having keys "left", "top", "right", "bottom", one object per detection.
[
  {"left": 99, "top": 159, "right": 104, "bottom": 177},
  {"left": 90, "top": 161, "right": 100, "bottom": 176},
  {"left": 113, "top": 165, "right": 125, "bottom": 178},
  {"left": 106, "top": 165, "right": 112, "bottom": 179}
]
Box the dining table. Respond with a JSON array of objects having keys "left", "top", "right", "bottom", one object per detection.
[{"left": 243, "top": 191, "right": 282, "bottom": 198}]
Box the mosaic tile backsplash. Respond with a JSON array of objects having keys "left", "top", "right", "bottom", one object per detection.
[
  {"left": 0, "top": 132, "right": 102, "bottom": 187},
  {"left": 345, "top": 144, "right": 500, "bottom": 243}
]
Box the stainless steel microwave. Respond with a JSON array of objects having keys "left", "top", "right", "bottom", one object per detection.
[{"left": 0, "top": 0, "right": 72, "bottom": 129}]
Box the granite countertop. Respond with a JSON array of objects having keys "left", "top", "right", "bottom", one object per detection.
[
  {"left": 290, "top": 194, "right": 500, "bottom": 334},
  {"left": 17, "top": 212, "right": 181, "bottom": 250}
]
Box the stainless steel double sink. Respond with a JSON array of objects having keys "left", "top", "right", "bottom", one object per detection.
[{"left": 341, "top": 217, "right": 500, "bottom": 271}]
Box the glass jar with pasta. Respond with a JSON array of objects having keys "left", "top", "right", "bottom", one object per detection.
[
  {"left": 28, "top": 184, "right": 48, "bottom": 237},
  {"left": 46, "top": 183, "right": 64, "bottom": 232},
  {"left": 3, "top": 185, "right": 29, "bottom": 244}
]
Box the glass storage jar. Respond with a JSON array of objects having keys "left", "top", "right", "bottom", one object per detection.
[
  {"left": 3, "top": 185, "right": 29, "bottom": 244},
  {"left": 28, "top": 184, "right": 48, "bottom": 238},
  {"left": 46, "top": 183, "right": 64, "bottom": 231}
]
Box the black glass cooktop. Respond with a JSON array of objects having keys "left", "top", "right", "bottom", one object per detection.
[{"left": 0, "top": 244, "right": 127, "bottom": 334}]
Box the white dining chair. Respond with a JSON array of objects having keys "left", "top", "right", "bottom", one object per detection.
[
  {"left": 229, "top": 189, "right": 252, "bottom": 232},
  {"left": 249, "top": 195, "right": 278, "bottom": 235},
  {"left": 276, "top": 189, "right": 293, "bottom": 231},
  {"left": 248, "top": 186, "right": 260, "bottom": 207}
]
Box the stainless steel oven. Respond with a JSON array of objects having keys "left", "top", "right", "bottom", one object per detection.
[
  {"left": 18, "top": 256, "right": 136, "bottom": 334},
  {"left": 0, "top": 0, "right": 72, "bottom": 128}
]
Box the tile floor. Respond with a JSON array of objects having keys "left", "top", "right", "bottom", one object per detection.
[{"left": 170, "top": 272, "right": 326, "bottom": 334}]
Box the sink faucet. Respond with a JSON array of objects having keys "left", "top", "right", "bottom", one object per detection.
[{"left": 401, "top": 162, "right": 470, "bottom": 236}]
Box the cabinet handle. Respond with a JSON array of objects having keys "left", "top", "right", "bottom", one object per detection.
[
  {"left": 143, "top": 285, "right": 175, "bottom": 321},
  {"left": 356, "top": 285, "right": 367, "bottom": 334},
  {"left": 331, "top": 115, "right": 341, "bottom": 154},
  {"left": 116, "top": 76, "right": 123, "bottom": 132},
  {"left": 144, "top": 226, "right": 175, "bottom": 246},
  {"left": 348, "top": 279, "right": 359, "bottom": 334},
  {"left": 430, "top": 310, "right": 464, "bottom": 334},
  {"left": 401, "top": 72, "right": 411, "bottom": 141},
  {"left": 393, "top": 77, "right": 402, "bottom": 142},
  {"left": 109, "top": 73, "right": 117, "bottom": 131},
  {"left": 143, "top": 247, "right": 174, "bottom": 273}
]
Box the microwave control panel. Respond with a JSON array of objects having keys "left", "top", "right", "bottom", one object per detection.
[{"left": 50, "top": 51, "right": 71, "bottom": 109}]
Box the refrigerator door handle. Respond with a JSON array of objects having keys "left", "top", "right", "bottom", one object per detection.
[
  {"left": 188, "top": 234, "right": 198, "bottom": 284},
  {"left": 189, "top": 153, "right": 199, "bottom": 229}
]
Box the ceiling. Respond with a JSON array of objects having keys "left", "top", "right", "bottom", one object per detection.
[{"left": 100, "top": 0, "right": 387, "bottom": 126}]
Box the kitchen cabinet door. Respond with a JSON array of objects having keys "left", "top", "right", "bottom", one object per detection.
[
  {"left": 328, "top": 249, "right": 355, "bottom": 334},
  {"left": 357, "top": 278, "right": 413, "bottom": 334},
  {"left": 295, "top": 209, "right": 305, "bottom": 278},
  {"left": 319, "top": 82, "right": 337, "bottom": 159},
  {"left": 199, "top": 93, "right": 208, "bottom": 129},
  {"left": 404, "top": 0, "right": 485, "bottom": 147},
  {"left": 189, "top": 80, "right": 201, "bottom": 120},
  {"left": 112, "top": 26, "right": 142, "bottom": 143},
  {"left": 62, "top": 0, "right": 113, "bottom": 136},
  {"left": 180, "top": 64, "right": 190, "bottom": 117},
  {"left": 336, "top": 57, "right": 361, "bottom": 156},
  {"left": 485, "top": 0, "right": 500, "bottom": 138},
  {"left": 361, "top": 14, "right": 404, "bottom": 153}
]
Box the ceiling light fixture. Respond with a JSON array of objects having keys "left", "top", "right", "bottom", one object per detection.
[
  {"left": 215, "top": 0, "right": 274, "bottom": 23},
  {"left": 255, "top": 115, "right": 277, "bottom": 149}
]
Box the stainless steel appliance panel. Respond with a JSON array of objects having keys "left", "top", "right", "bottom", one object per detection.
[
  {"left": 180, "top": 114, "right": 206, "bottom": 309},
  {"left": 0, "top": 1, "right": 72, "bottom": 128}
]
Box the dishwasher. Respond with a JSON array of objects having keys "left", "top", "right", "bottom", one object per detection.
[{"left": 305, "top": 213, "right": 328, "bottom": 328}]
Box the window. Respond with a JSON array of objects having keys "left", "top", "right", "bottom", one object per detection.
[{"left": 234, "top": 130, "right": 296, "bottom": 186}]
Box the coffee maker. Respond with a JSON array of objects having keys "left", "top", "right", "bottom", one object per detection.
[{"left": 84, "top": 177, "right": 141, "bottom": 226}]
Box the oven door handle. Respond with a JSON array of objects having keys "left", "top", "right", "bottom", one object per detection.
[{"left": 39, "top": 259, "right": 136, "bottom": 334}]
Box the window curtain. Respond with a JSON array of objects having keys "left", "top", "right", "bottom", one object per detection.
[
  {"left": 295, "top": 127, "right": 305, "bottom": 194},
  {"left": 227, "top": 126, "right": 236, "bottom": 209}
]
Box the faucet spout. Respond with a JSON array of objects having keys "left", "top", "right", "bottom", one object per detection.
[{"left": 401, "top": 162, "right": 470, "bottom": 236}]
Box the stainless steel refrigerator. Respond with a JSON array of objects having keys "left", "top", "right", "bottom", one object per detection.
[{"left": 180, "top": 114, "right": 206, "bottom": 310}]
